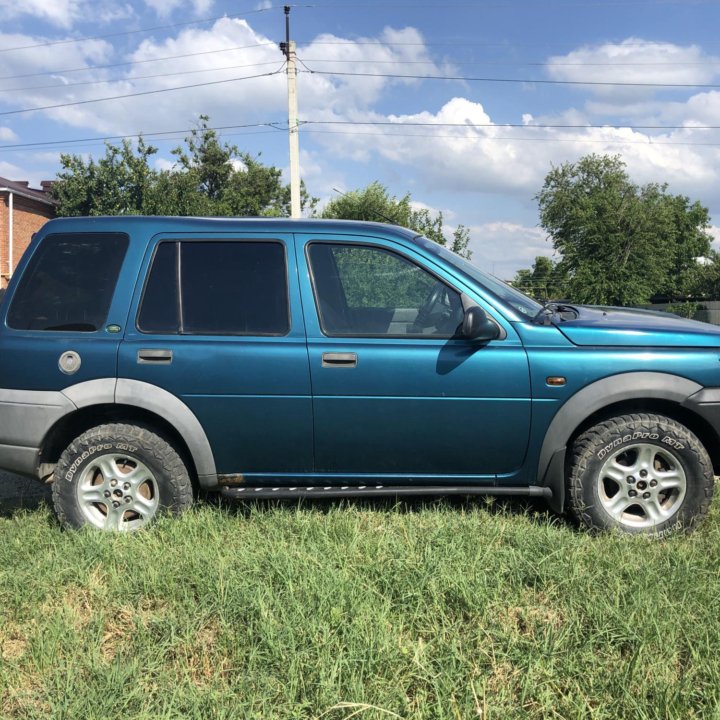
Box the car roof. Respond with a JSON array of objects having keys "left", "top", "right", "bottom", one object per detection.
[{"left": 39, "top": 216, "right": 420, "bottom": 243}]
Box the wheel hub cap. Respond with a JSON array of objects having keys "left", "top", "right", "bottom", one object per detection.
[
  {"left": 597, "top": 442, "right": 686, "bottom": 528},
  {"left": 75, "top": 454, "right": 159, "bottom": 531}
]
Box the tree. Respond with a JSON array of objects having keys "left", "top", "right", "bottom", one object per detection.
[
  {"left": 534, "top": 154, "right": 712, "bottom": 306},
  {"left": 513, "top": 255, "right": 567, "bottom": 301},
  {"left": 51, "top": 137, "right": 159, "bottom": 217},
  {"left": 51, "top": 116, "right": 317, "bottom": 218},
  {"left": 320, "top": 182, "right": 471, "bottom": 259}
]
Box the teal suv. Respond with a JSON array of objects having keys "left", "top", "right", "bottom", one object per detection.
[{"left": 0, "top": 216, "right": 717, "bottom": 535}]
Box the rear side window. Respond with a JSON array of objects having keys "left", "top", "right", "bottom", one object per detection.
[
  {"left": 8, "top": 233, "right": 128, "bottom": 332},
  {"left": 137, "top": 240, "right": 289, "bottom": 335}
]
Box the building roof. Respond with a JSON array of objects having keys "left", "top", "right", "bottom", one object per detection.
[{"left": 0, "top": 177, "right": 55, "bottom": 207}]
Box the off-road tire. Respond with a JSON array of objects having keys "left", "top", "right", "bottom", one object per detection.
[
  {"left": 52, "top": 423, "right": 193, "bottom": 531},
  {"left": 568, "top": 413, "right": 714, "bottom": 535}
]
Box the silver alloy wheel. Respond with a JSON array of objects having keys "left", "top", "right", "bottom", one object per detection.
[
  {"left": 597, "top": 442, "right": 687, "bottom": 528},
  {"left": 75, "top": 453, "right": 160, "bottom": 531}
]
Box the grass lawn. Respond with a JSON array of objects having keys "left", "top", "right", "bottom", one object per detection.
[{"left": 1, "top": 495, "right": 720, "bottom": 719}]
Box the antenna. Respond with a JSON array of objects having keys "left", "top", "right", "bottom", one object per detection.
[{"left": 331, "top": 187, "right": 398, "bottom": 226}]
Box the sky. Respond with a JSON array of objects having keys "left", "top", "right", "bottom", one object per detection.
[{"left": 1, "top": 0, "right": 720, "bottom": 279}]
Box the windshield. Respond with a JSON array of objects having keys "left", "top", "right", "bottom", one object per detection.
[{"left": 413, "top": 236, "right": 543, "bottom": 318}]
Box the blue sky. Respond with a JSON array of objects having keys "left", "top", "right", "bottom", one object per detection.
[{"left": 1, "top": 0, "right": 720, "bottom": 278}]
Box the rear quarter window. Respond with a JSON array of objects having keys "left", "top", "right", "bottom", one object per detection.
[{"left": 7, "top": 233, "right": 128, "bottom": 332}]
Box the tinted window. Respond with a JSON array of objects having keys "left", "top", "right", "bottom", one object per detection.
[
  {"left": 137, "top": 241, "right": 289, "bottom": 336},
  {"left": 8, "top": 233, "right": 128, "bottom": 332},
  {"left": 138, "top": 243, "right": 179, "bottom": 333},
  {"left": 308, "top": 243, "right": 464, "bottom": 337}
]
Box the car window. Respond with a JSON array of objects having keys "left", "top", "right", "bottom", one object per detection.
[
  {"left": 7, "top": 233, "right": 128, "bottom": 332},
  {"left": 308, "top": 243, "right": 464, "bottom": 337},
  {"left": 137, "top": 242, "right": 179, "bottom": 333},
  {"left": 137, "top": 240, "right": 289, "bottom": 336},
  {"left": 414, "top": 236, "right": 543, "bottom": 318}
]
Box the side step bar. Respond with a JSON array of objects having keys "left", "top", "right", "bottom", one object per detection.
[{"left": 220, "top": 485, "right": 552, "bottom": 500}]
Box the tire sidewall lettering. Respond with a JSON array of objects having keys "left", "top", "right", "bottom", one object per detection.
[
  {"left": 64, "top": 442, "right": 137, "bottom": 482},
  {"left": 596, "top": 432, "right": 660, "bottom": 460}
]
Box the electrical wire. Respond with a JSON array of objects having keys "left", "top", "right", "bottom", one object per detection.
[
  {"left": 0, "top": 8, "right": 276, "bottom": 54},
  {"left": 300, "top": 119, "right": 720, "bottom": 130},
  {"left": 299, "top": 64, "right": 720, "bottom": 89},
  {"left": 0, "top": 60, "right": 284, "bottom": 93},
  {"left": 0, "top": 66, "right": 285, "bottom": 118},
  {"left": 0, "top": 122, "right": 285, "bottom": 152},
  {"left": 300, "top": 57, "right": 720, "bottom": 67},
  {"left": 298, "top": 128, "right": 720, "bottom": 147},
  {"left": 0, "top": 42, "right": 278, "bottom": 82}
]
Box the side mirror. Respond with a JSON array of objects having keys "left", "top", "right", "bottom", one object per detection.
[{"left": 461, "top": 306, "right": 499, "bottom": 342}]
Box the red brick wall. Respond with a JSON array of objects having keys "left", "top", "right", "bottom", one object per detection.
[{"left": 0, "top": 194, "right": 55, "bottom": 288}]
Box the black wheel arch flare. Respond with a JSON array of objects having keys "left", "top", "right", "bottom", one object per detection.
[{"left": 537, "top": 372, "right": 716, "bottom": 512}]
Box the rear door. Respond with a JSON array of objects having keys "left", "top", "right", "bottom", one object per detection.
[
  {"left": 118, "top": 233, "right": 313, "bottom": 477},
  {"left": 297, "top": 234, "right": 532, "bottom": 479},
  {"left": 0, "top": 231, "right": 128, "bottom": 391}
]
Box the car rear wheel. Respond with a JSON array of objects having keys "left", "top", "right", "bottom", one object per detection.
[
  {"left": 52, "top": 423, "right": 193, "bottom": 531},
  {"left": 568, "top": 413, "right": 714, "bottom": 535}
]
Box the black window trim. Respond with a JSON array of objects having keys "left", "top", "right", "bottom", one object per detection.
[
  {"left": 306, "top": 239, "right": 483, "bottom": 341},
  {"left": 6, "top": 231, "right": 129, "bottom": 334},
  {"left": 136, "top": 237, "right": 291, "bottom": 337}
]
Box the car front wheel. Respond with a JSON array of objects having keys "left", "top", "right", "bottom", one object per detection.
[{"left": 568, "top": 413, "right": 714, "bottom": 535}]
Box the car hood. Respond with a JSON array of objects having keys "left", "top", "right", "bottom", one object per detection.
[{"left": 554, "top": 305, "right": 720, "bottom": 347}]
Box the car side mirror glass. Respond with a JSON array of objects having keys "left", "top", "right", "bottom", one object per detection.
[{"left": 461, "top": 306, "right": 499, "bottom": 342}]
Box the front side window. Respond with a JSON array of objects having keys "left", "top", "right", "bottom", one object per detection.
[
  {"left": 137, "top": 240, "right": 289, "bottom": 336},
  {"left": 8, "top": 233, "right": 128, "bottom": 332},
  {"left": 308, "top": 243, "right": 464, "bottom": 337}
]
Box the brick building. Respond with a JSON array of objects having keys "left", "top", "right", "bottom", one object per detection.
[{"left": 0, "top": 178, "right": 56, "bottom": 288}]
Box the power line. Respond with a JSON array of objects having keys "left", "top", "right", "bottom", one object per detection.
[
  {"left": 298, "top": 128, "right": 720, "bottom": 147},
  {"left": 3, "top": 119, "right": 720, "bottom": 154},
  {"left": 301, "top": 57, "right": 720, "bottom": 67},
  {"left": 1, "top": 60, "right": 284, "bottom": 93},
  {"left": 299, "top": 64, "right": 720, "bottom": 89},
  {"left": 0, "top": 122, "right": 284, "bottom": 152},
  {"left": 299, "top": 38, "right": 720, "bottom": 50},
  {"left": 0, "top": 42, "right": 277, "bottom": 82},
  {"left": 294, "top": 0, "right": 720, "bottom": 6},
  {"left": 300, "top": 119, "right": 720, "bottom": 130},
  {"left": 0, "top": 8, "right": 276, "bottom": 54},
  {"left": 0, "top": 67, "right": 285, "bottom": 118}
]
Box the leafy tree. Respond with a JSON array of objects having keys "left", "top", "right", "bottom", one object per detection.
[
  {"left": 320, "top": 182, "right": 471, "bottom": 259},
  {"left": 513, "top": 255, "right": 567, "bottom": 301},
  {"left": 51, "top": 137, "right": 159, "bottom": 217},
  {"left": 535, "top": 154, "right": 712, "bottom": 306},
  {"left": 51, "top": 116, "right": 317, "bottom": 218}
]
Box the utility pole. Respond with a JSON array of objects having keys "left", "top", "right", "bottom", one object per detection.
[{"left": 280, "top": 5, "right": 301, "bottom": 218}]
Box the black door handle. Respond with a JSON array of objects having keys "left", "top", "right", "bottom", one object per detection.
[
  {"left": 137, "top": 349, "right": 173, "bottom": 364},
  {"left": 322, "top": 352, "right": 357, "bottom": 368}
]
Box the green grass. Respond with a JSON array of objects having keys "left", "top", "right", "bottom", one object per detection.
[{"left": 1, "top": 496, "right": 720, "bottom": 719}]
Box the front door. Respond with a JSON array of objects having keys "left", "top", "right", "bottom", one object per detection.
[{"left": 296, "top": 235, "right": 531, "bottom": 480}]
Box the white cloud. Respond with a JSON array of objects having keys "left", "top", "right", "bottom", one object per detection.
[
  {"left": 0, "top": 159, "right": 30, "bottom": 180},
  {"left": 143, "top": 0, "right": 213, "bottom": 17},
  {"left": 545, "top": 38, "right": 720, "bottom": 100},
  {"left": 0, "top": 0, "right": 83, "bottom": 27},
  {"left": 298, "top": 26, "right": 452, "bottom": 116},
  {"left": 0, "top": 19, "right": 450, "bottom": 146},
  {"left": 708, "top": 225, "right": 720, "bottom": 251},
  {"left": 153, "top": 157, "right": 175, "bottom": 172},
  {"left": 0, "top": 0, "right": 137, "bottom": 27},
  {"left": 306, "top": 92, "right": 720, "bottom": 215},
  {"left": 465, "top": 222, "right": 551, "bottom": 279}
]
